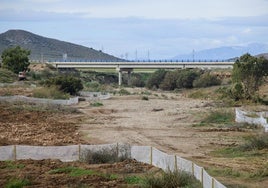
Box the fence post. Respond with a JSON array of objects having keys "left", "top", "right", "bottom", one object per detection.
[
  {"left": 150, "top": 146, "right": 153, "bottom": 165},
  {"left": 116, "top": 143, "right": 119, "bottom": 161},
  {"left": 192, "top": 162, "right": 195, "bottom": 175},
  {"left": 78, "top": 144, "right": 81, "bottom": 161},
  {"left": 212, "top": 178, "right": 215, "bottom": 188},
  {"left": 201, "top": 167, "right": 204, "bottom": 187},
  {"left": 174, "top": 155, "right": 178, "bottom": 171},
  {"left": 13, "top": 145, "right": 17, "bottom": 161}
]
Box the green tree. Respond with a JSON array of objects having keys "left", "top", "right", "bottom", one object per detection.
[
  {"left": 159, "top": 69, "right": 201, "bottom": 90},
  {"left": 232, "top": 53, "right": 268, "bottom": 99},
  {"left": 193, "top": 72, "right": 221, "bottom": 88},
  {"left": 1, "top": 46, "right": 30, "bottom": 74}
]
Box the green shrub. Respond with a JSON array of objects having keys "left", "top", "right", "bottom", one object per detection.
[
  {"left": 33, "top": 86, "right": 70, "bottom": 99},
  {"left": 239, "top": 134, "right": 268, "bottom": 151},
  {"left": 90, "top": 102, "right": 103, "bottom": 107},
  {"left": 159, "top": 69, "right": 201, "bottom": 90},
  {"left": 130, "top": 74, "right": 145, "bottom": 87},
  {"left": 118, "top": 88, "right": 131, "bottom": 95},
  {"left": 142, "top": 96, "right": 149, "bottom": 100},
  {"left": 142, "top": 170, "right": 202, "bottom": 188},
  {"left": 159, "top": 71, "right": 178, "bottom": 90},
  {"left": 176, "top": 69, "right": 201, "bottom": 89},
  {"left": 146, "top": 69, "right": 167, "bottom": 89},
  {"left": 5, "top": 178, "right": 30, "bottom": 188},
  {"left": 0, "top": 68, "right": 17, "bottom": 83},
  {"left": 81, "top": 147, "right": 127, "bottom": 164},
  {"left": 230, "top": 82, "right": 245, "bottom": 101},
  {"left": 193, "top": 73, "right": 221, "bottom": 88},
  {"left": 44, "top": 75, "right": 83, "bottom": 95}
]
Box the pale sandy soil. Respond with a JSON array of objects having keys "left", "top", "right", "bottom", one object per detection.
[
  {"left": 77, "top": 88, "right": 268, "bottom": 187},
  {"left": 77, "top": 89, "right": 240, "bottom": 158}
]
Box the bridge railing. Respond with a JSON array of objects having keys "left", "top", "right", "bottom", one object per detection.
[{"left": 48, "top": 59, "right": 234, "bottom": 63}]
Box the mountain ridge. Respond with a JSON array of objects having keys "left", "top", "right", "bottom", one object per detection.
[
  {"left": 173, "top": 43, "right": 268, "bottom": 60},
  {"left": 0, "top": 29, "right": 122, "bottom": 62}
]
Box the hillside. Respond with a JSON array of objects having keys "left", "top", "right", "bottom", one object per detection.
[
  {"left": 173, "top": 43, "right": 268, "bottom": 60},
  {"left": 0, "top": 30, "right": 122, "bottom": 62},
  {"left": 256, "top": 53, "right": 268, "bottom": 59}
]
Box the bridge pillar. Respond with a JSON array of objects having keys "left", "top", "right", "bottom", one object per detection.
[
  {"left": 118, "top": 70, "right": 122, "bottom": 86},
  {"left": 117, "top": 68, "right": 133, "bottom": 86}
]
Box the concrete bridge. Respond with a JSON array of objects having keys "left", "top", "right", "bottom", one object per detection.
[{"left": 51, "top": 61, "right": 235, "bottom": 85}]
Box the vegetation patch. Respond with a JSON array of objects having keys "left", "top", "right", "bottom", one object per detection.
[
  {"left": 33, "top": 86, "right": 70, "bottom": 99},
  {"left": 118, "top": 88, "right": 131, "bottom": 95},
  {"left": 5, "top": 178, "right": 31, "bottom": 188},
  {"left": 207, "top": 167, "right": 241, "bottom": 178},
  {"left": 49, "top": 166, "right": 95, "bottom": 177},
  {"left": 90, "top": 102, "right": 103, "bottom": 107},
  {"left": 81, "top": 147, "right": 128, "bottom": 164},
  {"left": 0, "top": 68, "right": 17, "bottom": 83},
  {"left": 2, "top": 161, "right": 25, "bottom": 170},
  {"left": 142, "top": 96, "right": 149, "bottom": 101},
  {"left": 44, "top": 75, "right": 83, "bottom": 95},
  {"left": 143, "top": 170, "right": 202, "bottom": 188},
  {"left": 200, "top": 110, "right": 234, "bottom": 125},
  {"left": 124, "top": 176, "right": 144, "bottom": 184},
  {"left": 239, "top": 134, "right": 268, "bottom": 151}
]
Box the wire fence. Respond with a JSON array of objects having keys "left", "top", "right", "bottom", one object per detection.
[
  {"left": 236, "top": 108, "right": 268, "bottom": 132},
  {"left": 0, "top": 144, "right": 226, "bottom": 188}
]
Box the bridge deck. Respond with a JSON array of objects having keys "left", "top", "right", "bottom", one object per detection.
[{"left": 52, "top": 61, "right": 235, "bottom": 69}]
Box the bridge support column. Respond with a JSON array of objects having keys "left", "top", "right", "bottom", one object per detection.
[
  {"left": 118, "top": 70, "right": 122, "bottom": 86},
  {"left": 117, "top": 68, "right": 133, "bottom": 86}
]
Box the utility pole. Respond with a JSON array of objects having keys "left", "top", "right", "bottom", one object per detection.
[
  {"left": 135, "top": 49, "right": 138, "bottom": 60},
  {"left": 192, "top": 49, "right": 195, "bottom": 62},
  {"left": 147, "top": 50, "right": 150, "bottom": 61}
]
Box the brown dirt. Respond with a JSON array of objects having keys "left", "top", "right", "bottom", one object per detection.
[
  {"left": 0, "top": 101, "right": 86, "bottom": 146},
  {"left": 0, "top": 159, "right": 157, "bottom": 187}
]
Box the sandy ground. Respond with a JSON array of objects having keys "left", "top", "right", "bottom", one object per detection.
[
  {"left": 78, "top": 90, "right": 241, "bottom": 158},
  {"left": 77, "top": 89, "right": 268, "bottom": 188}
]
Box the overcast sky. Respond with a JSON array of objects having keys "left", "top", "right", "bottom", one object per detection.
[{"left": 0, "top": 0, "right": 268, "bottom": 59}]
